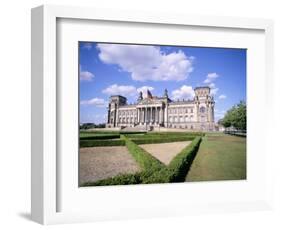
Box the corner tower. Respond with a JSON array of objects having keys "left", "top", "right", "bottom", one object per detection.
[
  {"left": 107, "top": 95, "right": 127, "bottom": 127},
  {"left": 194, "top": 87, "right": 215, "bottom": 130}
]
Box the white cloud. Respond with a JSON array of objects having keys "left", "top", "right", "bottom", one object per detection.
[
  {"left": 102, "top": 84, "right": 137, "bottom": 97},
  {"left": 171, "top": 85, "right": 195, "bottom": 100},
  {"left": 96, "top": 44, "right": 194, "bottom": 81},
  {"left": 137, "top": 86, "right": 154, "bottom": 98},
  {"left": 80, "top": 71, "right": 95, "bottom": 81},
  {"left": 203, "top": 72, "right": 219, "bottom": 84},
  {"left": 209, "top": 83, "right": 219, "bottom": 95},
  {"left": 80, "top": 65, "right": 94, "bottom": 81},
  {"left": 218, "top": 94, "right": 227, "bottom": 99},
  {"left": 80, "top": 97, "right": 107, "bottom": 107},
  {"left": 82, "top": 43, "right": 93, "bottom": 50}
]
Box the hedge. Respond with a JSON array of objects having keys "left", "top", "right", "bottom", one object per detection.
[
  {"left": 81, "top": 135, "right": 202, "bottom": 186},
  {"left": 124, "top": 137, "right": 165, "bottom": 173},
  {"left": 168, "top": 136, "right": 202, "bottom": 182},
  {"left": 80, "top": 134, "right": 120, "bottom": 140},
  {"left": 120, "top": 131, "right": 147, "bottom": 134},
  {"left": 80, "top": 139, "right": 125, "bottom": 148},
  {"left": 132, "top": 136, "right": 195, "bottom": 145},
  {"left": 81, "top": 173, "right": 142, "bottom": 186},
  {"left": 143, "top": 136, "right": 202, "bottom": 183}
]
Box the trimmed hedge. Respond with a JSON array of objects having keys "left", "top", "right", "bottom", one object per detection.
[
  {"left": 142, "top": 136, "right": 202, "bottom": 183},
  {"left": 80, "top": 134, "right": 120, "bottom": 140},
  {"left": 80, "top": 139, "right": 125, "bottom": 148},
  {"left": 132, "top": 136, "right": 195, "bottom": 145},
  {"left": 124, "top": 137, "right": 165, "bottom": 173},
  {"left": 168, "top": 136, "right": 202, "bottom": 182},
  {"left": 81, "top": 134, "right": 202, "bottom": 186},
  {"left": 81, "top": 173, "right": 142, "bottom": 186},
  {"left": 120, "top": 131, "right": 147, "bottom": 134}
]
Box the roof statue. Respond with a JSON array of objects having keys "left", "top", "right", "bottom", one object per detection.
[
  {"left": 147, "top": 89, "right": 153, "bottom": 99},
  {"left": 163, "top": 88, "right": 168, "bottom": 98},
  {"left": 137, "top": 91, "right": 143, "bottom": 102}
]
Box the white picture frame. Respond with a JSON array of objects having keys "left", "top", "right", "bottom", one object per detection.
[{"left": 31, "top": 5, "right": 274, "bottom": 225}]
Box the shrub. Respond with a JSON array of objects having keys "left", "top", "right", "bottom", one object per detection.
[
  {"left": 124, "top": 137, "right": 165, "bottom": 173},
  {"left": 81, "top": 135, "right": 202, "bottom": 186},
  {"left": 168, "top": 136, "right": 202, "bottom": 182},
  {"left": 80, "top": 139, "right": 125, "bottom": 148},
  {"left": 80, "top": 134, "right": 120, "bottom": 140},
  {"left": 81, "top": 173, "right": 142, "bottom": 186},
  {"left": 132, "top": 136, "right": 195, "bottom": 145},
  {"left": 142, "top": 136, "right": 202, "bottom": 183}
]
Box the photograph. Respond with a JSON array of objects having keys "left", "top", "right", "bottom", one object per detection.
[{"left": 79, "top": 42, "right": 247, "bottom": 187}]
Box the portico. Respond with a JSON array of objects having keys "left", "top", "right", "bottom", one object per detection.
[{"left": 136, "top": 105, "right": 164, "bottom": 126}]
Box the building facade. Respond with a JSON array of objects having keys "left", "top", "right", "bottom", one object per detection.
[{"left": 106, "top": 87, "right": 215, "bottom": 131}]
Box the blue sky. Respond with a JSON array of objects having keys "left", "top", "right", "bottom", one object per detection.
[{"left": 79, "top": 42, "right": 246, "bottom": 124}]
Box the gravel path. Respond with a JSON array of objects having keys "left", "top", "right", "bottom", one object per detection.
[
  {"left": 139, "top": 141, "right": 191, "bottom": 165},
  {"left": 79, "top": 146, "right": 140, "bottom": 185}
]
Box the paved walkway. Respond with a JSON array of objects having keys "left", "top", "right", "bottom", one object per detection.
[
  {"left": 79, "top": 146, "right": 140, "bottom": 185},
  {"left": 139, "top": 141, "right": 191, "bottom": 165}
]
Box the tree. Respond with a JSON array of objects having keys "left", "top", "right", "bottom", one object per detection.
[{"left": 221, "top": 101, "right": 246, "bottom": 130}]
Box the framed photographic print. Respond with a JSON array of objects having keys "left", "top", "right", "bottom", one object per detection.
[{"left": 31, "top": 5, "right": 274, "bottom": 225}]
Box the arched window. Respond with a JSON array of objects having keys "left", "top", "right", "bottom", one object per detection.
[{"left": 200, "top": 106, "right": 205, "bottom": 113}]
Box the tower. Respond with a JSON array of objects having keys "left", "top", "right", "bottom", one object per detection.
[
  {"left": 107, "top": 95, "right": 127, "bottom": 127},
  {"left": 194, "top": 87, "right": 215, "bottom": 130}
]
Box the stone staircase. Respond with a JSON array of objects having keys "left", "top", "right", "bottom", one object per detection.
[{"left": 121, "top": 124, "right": 148, "bottom": 132}]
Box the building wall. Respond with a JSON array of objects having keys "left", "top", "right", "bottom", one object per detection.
[{"left": 106, "top": 88, "right": 215, "bottom": 131}]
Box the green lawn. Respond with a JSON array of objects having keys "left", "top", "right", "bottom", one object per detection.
[{"left": 185, "top": 133, "right": 246, "bottom": 182}]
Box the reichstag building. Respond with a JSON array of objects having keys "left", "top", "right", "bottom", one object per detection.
[{"left": 106, "top": 86, "right": 215, "bottom": 131}]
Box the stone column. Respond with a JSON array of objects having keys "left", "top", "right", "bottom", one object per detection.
[
  {"left": 145, "top": 107, "right": 147, "bottom": 123},
  {"left": 211, "top": 104, "right": 214, "bottom": 122},
  {"left": 149, "top": 107, "right": 151, "bottom": 123},
  {"left": 156, "top": 107, "right": 159, "bottom": 124},
  {"left": 206, "top": 105, "right": 209, "bottom": 122},
  {"left": 159, "top": 107, "right": 162, "bottom": 124},
  {"left": 153, "top": 106, "right": 157, "bottom": 124}
]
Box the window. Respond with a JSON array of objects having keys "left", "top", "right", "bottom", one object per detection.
[
  {"left": 190, "top": 108, "right": 193, "bottom": 113},
  {"left": 200, "top": 106, "right": 205, "bottom": 113}
]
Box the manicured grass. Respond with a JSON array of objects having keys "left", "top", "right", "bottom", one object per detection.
[{"left": 185, "top": 133, "right": 246, "bottom": 182}]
